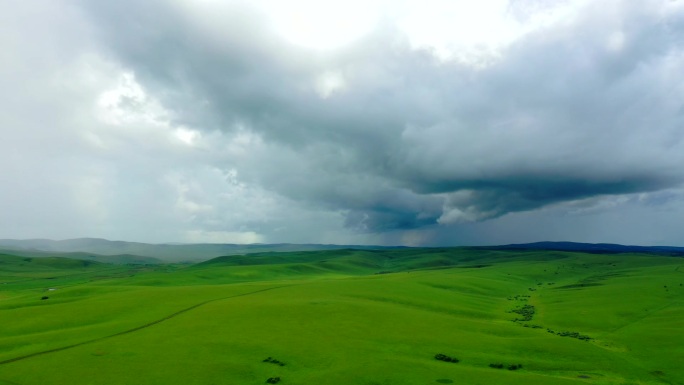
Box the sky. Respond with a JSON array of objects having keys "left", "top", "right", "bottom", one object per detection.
[{"left": 1, "top": 0, "right": 684, "bottom": 246}]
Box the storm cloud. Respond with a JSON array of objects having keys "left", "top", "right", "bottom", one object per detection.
[{"left": 2, "top": 0, "right": 684, "bottom": 245}]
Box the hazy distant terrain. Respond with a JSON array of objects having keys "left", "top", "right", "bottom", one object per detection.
[
  {"left": 0, "top": 238, "right": 400, "bottom": 263},
  {"left": 1, "top": 244, "right": 682, "bottom": 385},
  {"left": 2, "top": 238, "right": 683, "bottom": 266},
  {"left": 0, "top": 248, "right": 162, "bottom": 265},
  {"left": 489, "top": 241, "right": 684, "bottom": 256}
]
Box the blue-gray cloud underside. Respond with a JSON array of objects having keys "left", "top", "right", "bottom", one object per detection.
[{"left": 80, "top": 0, "right": 684, "bottom": 232}]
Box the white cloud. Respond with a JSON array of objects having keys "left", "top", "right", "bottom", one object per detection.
[
  {"left": 315, "top": 71, "right": 346, "bottom": 98},
  {"left": 175, "top": 127, "right": 201, "bottom": 145},
  {"left": 393, "top": 0, "right": 591, "bottom": 64},
  {"left": 257, "top": 0, "right": 385, "bottom": 50}
]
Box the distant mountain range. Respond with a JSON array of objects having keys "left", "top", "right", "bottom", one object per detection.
[
  {"left": 485, "top": 241, "right": 684, "bottom": 256},
  {"left": 0, "top": 238, "right": 682, "bottom": 264},
  {"left": 0, "top": 238, "right": 401, "bottom": 263}
]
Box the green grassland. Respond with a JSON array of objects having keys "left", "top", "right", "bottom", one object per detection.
[{"left": 1, "top": 249, "right": 683, "bottom": 385}]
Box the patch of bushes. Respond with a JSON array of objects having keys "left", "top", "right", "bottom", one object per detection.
[
  {"left": 266, "top": 377, "right": 281, "bottom": 384},
  {"left": 511, "top": 304, "right": 535, "bottom": 321},
  {"left": 489, "top": 363, "right": 522, "bottom": 370},
  {"left": 263, "top": 357, "right": 285, "bottom": 366},
  {"left": 434, "top": 353, "right": 459, "bottom": 363},
  {"left": 522, "top": 324, "right": 542, "bottom": 329},
  {"left": 507, "top": 295, "right": 530, "bottom": 301},
  {"left": 546, "top": 329, "right": 592, "bottom": 341}
]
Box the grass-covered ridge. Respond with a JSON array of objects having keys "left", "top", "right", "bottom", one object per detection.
[{"left": 0, "top": 247, "right": 682, "bottom": 385}]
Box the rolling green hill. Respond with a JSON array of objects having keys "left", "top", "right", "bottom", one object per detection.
[
  {"left": 0, "top": 238, "right": 402, "bottom": 263},
  {"left": 0, "top": 247, "right": 682, "bottom": 385},
  {"left": 0, "top": 248, "right": 162, "bottom": 265}
]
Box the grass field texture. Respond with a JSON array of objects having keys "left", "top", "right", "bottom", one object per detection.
[{"left": 1, "top": 249, "right": 683, "bottom": 385}]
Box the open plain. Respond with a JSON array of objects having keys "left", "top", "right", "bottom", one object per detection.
[{"left": 1, "top": 248, "right": 683, "bottom": 385}]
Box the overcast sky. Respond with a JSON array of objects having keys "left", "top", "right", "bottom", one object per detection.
[{"left": 1, "top": 0, "right": 684, "bottom": 246}]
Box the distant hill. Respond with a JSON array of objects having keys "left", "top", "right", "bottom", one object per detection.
[
  {"left": 0, "top": 247, "right": 161, "bottom": 265},
  {"left": 3, "top": 238, "right": 682, "bottom": 264},
  {"left": 0, "top": 238, "right": 401, "bottom": 263},
  {"left": 0, "top": 253, "right": 105, "bottom": 269},
  {"left": 485, "top": 241, "right": 684, "bottom": 256}
]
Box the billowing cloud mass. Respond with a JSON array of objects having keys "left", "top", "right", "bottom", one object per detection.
[{"left": 1, "top": 0, "right": 684, "bottom": 245}]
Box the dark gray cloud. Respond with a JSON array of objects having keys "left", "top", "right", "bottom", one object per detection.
[
  {"left": 76, "top": 0, "right": 684, "bottom": 231},
  {"left": 2, "top": 0, "right": 684, "bottom": 245}
]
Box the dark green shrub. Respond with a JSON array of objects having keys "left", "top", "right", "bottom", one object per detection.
[
  {"left": 435, "top": 354, "right": 459, "bottom": 363},
  {"left": 263, "top": 357, "right": 285, "bottom": 366}
]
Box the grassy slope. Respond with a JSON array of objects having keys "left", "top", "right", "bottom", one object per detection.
[
  {"left": 0, "top": 249, "right": 682, "bottom": 385},
  {"left": 0, "top": 239, "right": 401, "bottom": 263},
  {"left": 0, "top": 248, "right": 162, "bottom": 265}
]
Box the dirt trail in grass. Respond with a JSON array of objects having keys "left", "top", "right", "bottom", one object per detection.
[{"left": 0, "top": 285, "right": 290, "bottom": 366}]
